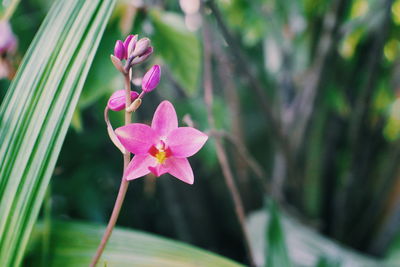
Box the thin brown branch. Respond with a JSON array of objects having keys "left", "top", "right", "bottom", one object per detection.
[
  {"left": 208, "top": 129, "right": 270, "bottom": 193},
  {"left": 206, "top": 0, "right": 295, "bottom": 183},
  {"left": 213, "top": 40, "right": 250, "bottom": 185},
  {"left": 202, "top": 15, "right": 256, "bottom": 267},
  {"left": 288, "top": 0, "right": 346, "bottom": 151}
]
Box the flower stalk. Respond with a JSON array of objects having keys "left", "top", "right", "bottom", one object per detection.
[
  {"left": 91, "top": 33, "right": 205, "bottom": 266},
  {"left": 90, "top": 72, "right": 132, "bottom": 267},
  {"left": 91, "top": 34, "right": 164, "bottom": 266}
]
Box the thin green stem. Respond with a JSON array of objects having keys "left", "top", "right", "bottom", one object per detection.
[
  {"left": 1, "top": 0, "right": 21, "bottom": 21},
  {"left": 90, "top": 73, "right": 132, "bottom": 267}
]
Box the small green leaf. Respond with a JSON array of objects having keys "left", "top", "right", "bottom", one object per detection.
[
  {"left": 150, "top": 11, "right": 201, "bottom": 96},
  {"left": 314, "top": 256, "right": 341, "bottom": 267},
  {"left": 265, "top": 201, "right": 292, "bottom": 267}
]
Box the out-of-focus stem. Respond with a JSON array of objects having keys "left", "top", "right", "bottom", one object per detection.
[
  {"left": 206, "top": 0, "right": 296, "bottom": 200},
  {"left": 1, "top": 0, "right": 21, "bottom": 21},
  {"left": 90, "top": 73, "right": 132, "bottom": 267},
  {"left": 208, "top": 130, "right": 269, "bottom": 193},
  {"left": 202, "top": 16, "right": 256, "bottom": 267}
]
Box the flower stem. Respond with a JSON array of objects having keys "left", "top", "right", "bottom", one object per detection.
[
  {"left": 90, "top": 74, "right": 132, "bottom": 267},
  {"left": 1, "top": 0, "right": 21, "bottom": 21},
  {"left": 89, "top": 179, "right": 129, "bottom": 267}
]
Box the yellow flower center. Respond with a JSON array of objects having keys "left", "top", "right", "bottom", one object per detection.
[
  {"left": 155, "top": 150, "right": 167, "bottom": 164},
  {"left": 149, "top": 142, "right": 171, "bottom": 164}
]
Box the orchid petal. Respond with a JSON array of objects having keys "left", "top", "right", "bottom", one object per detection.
[
  {"left": 116, "top": 124, "right": 159, "bottom": 155},
  {"left": 148, "top": 164, "right": 168, "bottom": 177},
  {"left": 165, "top": 157, "right": 194, "bottom": 184},
  {"left": 151, "top": 101, "right": 178, "bottom": 137},
  {"left": 124, "top": 155, "right": 155, "bottom": 180},
  {"left": 167, "top": 127, "right": 208, "bottom": 158}
]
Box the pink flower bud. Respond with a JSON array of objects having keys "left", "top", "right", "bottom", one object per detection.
[
  {"left": 131, "top": 38, "right": 151, "bottom": 58},
  {"left": 131, "top": 46, "right": 153, "bottom": 65},
  {"left": 0, "top": 21, "right": 17, "bottom": 54},
  {"left": 142, "top": 65, "right": 161, "bottom": 93},
  {"left": 114, "top": 40, "right": 126, "bottom": 60},
  {"left": 108, "top": 90, "right": 139, "bottom": 111},
  {"left": 124, "top": 34, "right": 138, "bottom": 56},
  {"left": 123, "top": 35, "right": 134, "bottom": 48}
]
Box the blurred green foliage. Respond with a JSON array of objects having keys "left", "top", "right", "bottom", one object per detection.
[{"left": 3, "top": 0, "right": 400, "bottom": 265}]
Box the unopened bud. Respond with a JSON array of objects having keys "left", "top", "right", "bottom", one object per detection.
[
  {"left": 124, "top": 35, "right": 135, "bottom": 49},
  {"left": 126, "top": 35, "right": 138, "bottom": 57},
  {"left": 131, "top": 46, "right": 153, "bottom": 65},
  {"left": 142, "top": 65, "right": 161, "bottom": 93},
  {"left": 108, "top": 90, "right": 139, "bottom": 111},
  {"left": 114, "top": 40, "right": 126, "bottom": 60},
  {"left": 0, "top": 21, "right": 17, "bottom": 54},
  {"left": 130, "top": 38, "right": 150, "bottom": 58},
  {"left": 126, "top": 98, "right": 142, "bottom": 112},
  {"left": 110, "top": 55, "right": 125, "bottom": 73}
]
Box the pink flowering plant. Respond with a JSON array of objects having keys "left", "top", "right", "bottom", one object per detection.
[
  {"left": 116, "top": 100, "right": 208, "bottom": 184},
  {"left": 0, "top": 20, "right": 18, "bottom": 79},
  {"left": 91, "top": 35, "right": 208, "bottom": 266}
]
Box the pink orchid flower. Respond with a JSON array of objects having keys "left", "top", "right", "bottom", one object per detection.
[{"left": 115, "top": 101, "right": 208, "bottom": 184}]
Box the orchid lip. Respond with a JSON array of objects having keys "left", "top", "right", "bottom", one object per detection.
[{"left": 148, "top": 143, "right": 172, "bottom": 164}]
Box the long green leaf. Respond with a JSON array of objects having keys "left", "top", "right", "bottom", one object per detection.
[
  {"left": 0, "top": 0, "right": 115, "bottom": 265},
  {"left": 26, "top": 220, "right": 244, "bottom": 267}
]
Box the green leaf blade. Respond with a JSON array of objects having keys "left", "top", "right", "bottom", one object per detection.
[
  {"left": 28, "top": 220, "right": 244, "bottom": 267},
  {"left": 0, "top": 0, "right": 115, "bottom": 266}
]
